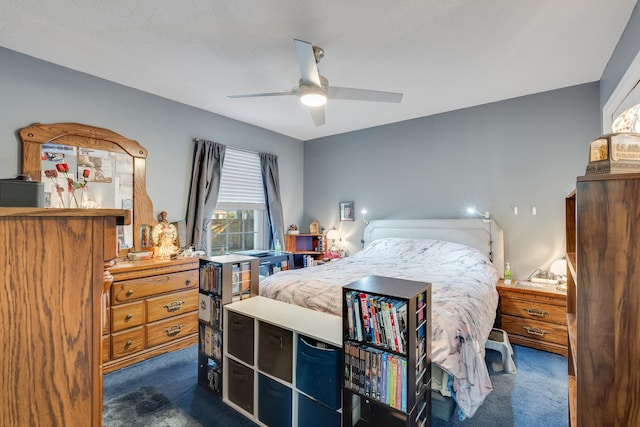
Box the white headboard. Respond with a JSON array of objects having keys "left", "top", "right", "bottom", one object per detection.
[{"left": 363, "top": 219, "right": 504, "bottom": 272}]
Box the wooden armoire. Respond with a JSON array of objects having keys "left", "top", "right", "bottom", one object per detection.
[
  {"left": 0, "top": 208, "right": 128, "bottom": 426},
  {"left": 566, "top": 173, "right": 640, "bottom": 426}
]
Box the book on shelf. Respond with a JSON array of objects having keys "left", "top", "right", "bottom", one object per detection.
[
  {"left": 199, "top": 324, "right": 214, "bottom": 357},
  {"left": 358, "top": 292, "right": 372, "bottom": 342},
  {"left": 198, "top": 294, "right": 222, "bottom": 327},
  {"left": 343, "top": 341, "right": 409, "bottom": 411},
  {"left": 200, "top": 262, "right": 222, "bottom": 293},
  {"left": 417, "top": 291, "right": 426, "bottom": 322},
  {"left": 346, "top": 295, "right": 355, "bottom": 340},
  {"left": 346, "top": 290, "right": 408, "bottom": 353},
  {"left": 206, "top": 358, "right": 221, "bottom": 393},
  {"left": 212, "top": 329, "right": 222, "bottom": 361}
]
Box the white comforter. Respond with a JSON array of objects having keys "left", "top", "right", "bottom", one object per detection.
[{"left": 260, "top": 237, "right": 500, "bottom": 418}]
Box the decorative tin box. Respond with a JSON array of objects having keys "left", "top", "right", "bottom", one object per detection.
[{"left": 586, "top": 132, "right": 640, "bottom": 175}]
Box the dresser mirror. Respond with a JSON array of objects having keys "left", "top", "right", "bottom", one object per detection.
[{"left": 20, "top": 122, "right": 155, "bottom": 252}]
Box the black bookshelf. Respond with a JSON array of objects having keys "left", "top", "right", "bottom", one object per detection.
[
  {"left": 197, "top": 254, "right": 259, "bottom": 395},
  {"left": 342, "top": 275, "right": 432, "bottom": 427}
]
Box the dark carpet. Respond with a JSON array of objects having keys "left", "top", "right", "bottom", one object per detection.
[
  {"left": 433, "top": 344, "right": 568, "bottom": 426},
  {"left": 103, "top": 386, "right": 202, "bottom": 427},
  {"left": 103, "top": 345, "right": 257, "bottom": 427},
  {"left": 103, "top": 343, "right": 567, "bottom": 426}
]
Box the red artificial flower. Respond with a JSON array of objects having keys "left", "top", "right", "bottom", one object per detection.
[
  {"left": 55, "top": 163, "right": 69, "bottom": 172},
  {"left": 82, "top": 169, "right": 90, "bottom": 178}
]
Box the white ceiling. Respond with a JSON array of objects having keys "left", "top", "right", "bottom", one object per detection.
[{"left": 1, "top": 1, "right": 637, "bottom": 141}]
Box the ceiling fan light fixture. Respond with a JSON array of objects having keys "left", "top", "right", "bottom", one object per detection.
[{"left": 300, "top": 91, "right": 327, "bottom": 107}]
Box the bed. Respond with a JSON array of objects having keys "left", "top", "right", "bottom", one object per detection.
[{"left": 259, "top": 218, "right": 503, "bottom": 419}]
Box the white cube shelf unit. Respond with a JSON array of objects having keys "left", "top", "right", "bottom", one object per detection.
[{"left": 223, "top": 296, "right": 342, "bottom": 427}]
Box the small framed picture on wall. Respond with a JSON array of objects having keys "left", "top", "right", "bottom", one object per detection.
[{"left": 340, "top": 201, "right": 354, "bottom": 221}]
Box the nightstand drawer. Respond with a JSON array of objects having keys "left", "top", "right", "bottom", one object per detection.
[
  {"left": 501, "top": 315, "right": 567, "bottom": 346},
  {"left": 501, "top": 296, "right": 566, "bottom": 325}
]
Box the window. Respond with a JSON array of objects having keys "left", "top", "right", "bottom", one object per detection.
[{"left": 211, "top": 148, "right": 267, "bottom": 255}]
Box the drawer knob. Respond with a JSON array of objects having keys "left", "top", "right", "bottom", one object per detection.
[
  {"left": 163, "top": 301, "right": 185, "bottom": 312},
  {"left": 124, "top": 314, "right": 133, "bottom": 321},
  {"left": 523, "top": 326, "right": 548, "bottom": 336},
  {"left": 125, "top": 290, "right": 134, "bottom": 297},
  {"left": 165, "top": 324, "right": 185, "bottom": 337},
  {"left": 523, "top": 307, "right": 548, "bottom": 317},
  {"left": 125, "top": 340, "right": 132, "bottom": 348},
  {"left": 185, "top": 279, "right": 192, "bottom": 286}
]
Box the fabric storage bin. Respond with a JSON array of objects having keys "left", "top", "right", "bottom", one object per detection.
[
  {"left": 258, "top": 374, "right": 292, "bottom": 427},
  {"left": 228, "top": 311, "right": 254, "bottom": 364},
  {"left": 227, "top": 359, "right": 254, "bottom": 413},
  {"left": 298, "top": 393, "right": 340, "bottom": 427},
  {"left": 295, "top": 335, "right": 341, "bottom": 410},
  {"left": 258, "top": 321, "right": 293, "bottom": 382}
]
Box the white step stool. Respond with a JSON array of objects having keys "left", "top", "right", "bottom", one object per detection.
[{"left": 485, "top": 328, "right": 517, "bottom": 374}]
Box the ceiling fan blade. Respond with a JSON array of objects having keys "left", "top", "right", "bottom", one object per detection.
[
  {"left": 309, "top": 106, "right": 326, "bottom": 126},
  {"left": 228, "top": 90, "right": 297, "bottom": 99},
  {"left": 294, "top": 39, "right": 322, "bottom": 87},
  {"left": 328, "top": 86, "right": 403, "bottom": 103}
]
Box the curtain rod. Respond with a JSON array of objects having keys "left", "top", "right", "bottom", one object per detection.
[{"left": 193, "top": 138, "right": 260, "bottom": 156}]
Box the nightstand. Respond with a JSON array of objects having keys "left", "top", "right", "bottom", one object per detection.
[{"left": 496, "top": 279, "right": 567, "bottom": 356}]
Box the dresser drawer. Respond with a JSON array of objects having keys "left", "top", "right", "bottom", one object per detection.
[
  {"left": 501, "top": 315, "right": 567, "bottom": 346},
  {"left": 501, "top": 295, "right": 566, "bottom": 325},
  {"left": 111, "top": 300, "right": 145, "bottom": 332},
  {"left": 104, "top": 306, "right": 111, "bottom": 332},
  {"left": 111, "top": 326, "right": 145, "bottom": 358},
  {"left": 111, "top": 269, "right": 199, "bottom": 304},
  {"left": 147, "top": 289, "right": 199, "bottom": 322},
  {"left": 102, "top": 334, "right": 111, "bottom": 363},
  {"left": 146, "top": 311, "right": 199, "bottom": 347}
]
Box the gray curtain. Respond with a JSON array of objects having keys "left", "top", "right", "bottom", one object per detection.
[
  {"left": 260, "top": 153, "right": 285, "bottom": 250},
  {"left": 185, "top": 139, "right": 226, "bottom": 253}
]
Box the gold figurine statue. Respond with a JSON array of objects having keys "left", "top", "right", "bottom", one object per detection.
[{"left": 152, "top": 211, "right": 178, "bottom": 259}]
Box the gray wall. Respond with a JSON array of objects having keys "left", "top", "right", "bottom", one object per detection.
[
  {"left": 1, "top": 30, "right": 635, "bottom": 280},
  {"left": 304, "top": 83, "right": 600, "bottom": 278},
  {"left": 0, "top": 47, "right": 304, "bottom": 229},
  {"left": 600, "top": 1, "right": 640, "bottom": 115}
]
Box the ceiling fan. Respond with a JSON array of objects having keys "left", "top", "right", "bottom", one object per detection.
[{"left": 228, "top": 39, "right": 403, "bottom": 126}]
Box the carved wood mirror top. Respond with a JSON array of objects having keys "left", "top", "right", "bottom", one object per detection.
[{"left": 19, "top": 122, "right": 155, "bottom": 250}]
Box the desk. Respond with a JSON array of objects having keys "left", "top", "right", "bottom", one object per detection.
[{"left": 234, "top": 251, "right": 294, "bottom": 276}]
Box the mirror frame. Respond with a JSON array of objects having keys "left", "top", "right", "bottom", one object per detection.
[{"left": 20, "top": 122, "right": 155, "bottom": 251}]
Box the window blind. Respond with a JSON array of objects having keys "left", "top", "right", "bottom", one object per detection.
[{"left": 217, "top": 147, "right": 265, "bottom": 210}]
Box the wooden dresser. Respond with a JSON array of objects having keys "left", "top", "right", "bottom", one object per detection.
[
  {"left": 496, "top": 279, "right": 567, "bottom": 356},
  {"left": 103, "top": 257, "right": 200, "bottom": 373},
  {"left": 566, "top": 174, "right": 640, "bottom": 426},
  {"left": 0, "top": 208, "right": 128, "bottom": 427}
]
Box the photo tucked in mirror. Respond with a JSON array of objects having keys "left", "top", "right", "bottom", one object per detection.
[{"left": 40, "top": 143, "right": 134, "bottom": 250}]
